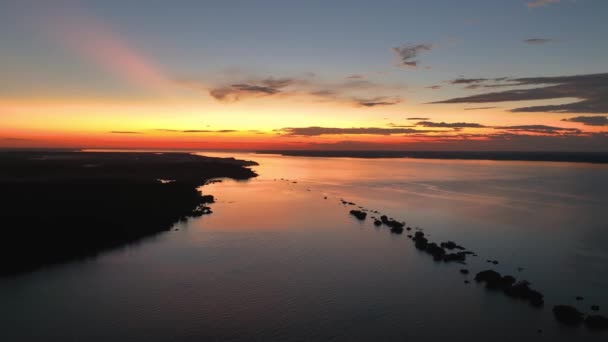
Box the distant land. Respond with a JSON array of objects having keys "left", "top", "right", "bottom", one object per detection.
[
  {"left": 256, "top": 151, "right": 608, "bottom": 164},
  {"left": 0, "top": 152, "right": 257, "bottom": 276}
]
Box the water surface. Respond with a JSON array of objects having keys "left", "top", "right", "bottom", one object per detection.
[{"left": 1, "top": 153, "right": 607, "bottom": 341}]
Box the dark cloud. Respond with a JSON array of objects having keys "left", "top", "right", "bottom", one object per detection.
[
  {"left": 494, "top": 125, "right": 581, "bottom": 134},
  {"left": 392, "top": 43, "right": 433, "bottom": 67},
  {"left": 448, "top": 77, "right": 526, "bottom": 90},
  {"left": 412, "top": 121, "right": 583, "bottom": 135},
  {"left": 561, "top": 116, "right": 608, "bottom": 126},
  {"left": 407, "top": 117, "right": 430, "bottom": 120},
  {"left": 432, "top": 72, "right": 608, "bottom": 114},
  {"left": 197, "top": 73, "right": 402, "bottom": 106},
  {"left": 527, "top": 0, "right": 560, "bottom": 8},
  {"left": 309, "top": 89, "right": 337, "bottom": 97},
  {"left": 416, "top": 121, "right": 486, "bottom": 128},
  {"left": 207, "top": 77, "right": 297, "bottom": 102},
  {"left": 259, "top": 77, "right": 296, "bottom": 88},
  {"left": 449, "top": 78, "right": 488, "bottom": 84},
  {"left": 280, "top": 126, "right": 436, "bottom": 136},
  {"left": 524, "top": 38, "right": 552, "bottom": 45},
  {"left": 210, "top": 83, "right": 279, "bottom": 101},
  {"left": 109, "top": 131, "right": 141, "bottom": 134},
  {"left": 354, "top": 97, "right": 401, "bottom": 107}
]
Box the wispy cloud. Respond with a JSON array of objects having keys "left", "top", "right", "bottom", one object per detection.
[
  {"left": 561, "top": 116, "right": 608, "bottom": 126},
  {"left": 527, "top": 0, "right": 560, "bottom": 8},
  {"left": 279, "top": 126, "right": 437, "bottom": 136},
  {"left": 494, "top": 125, "right": 580, "bottom": 134},
  {"left": 449, "top": 78, "right": 488, "bottom": 85},
  {"left": 416, "top": 121, "right": 486, "bottom": 128},
  {"left": 392, "top": 43, "right": 433, "bottom": 68},
  {"left": 354, "top": 97, "right": 402, "bottom": 107},
  {"left": 407, "top": 117, "right": 430, "bottom": 120},
  {"left": 181, "top": 73, "right": 404, "bottom": 107},
  {"left": 109, "top": 131, "right": 141, "bottom": 134},
  {"left": 523, "top": 38, "right": 552, "bottom": 45},
  {"left": 206, "top": 77, "right": 297, "bottom": 102},
  {"left": 432, "top": 72, "right": 608, "bottom": 114}
]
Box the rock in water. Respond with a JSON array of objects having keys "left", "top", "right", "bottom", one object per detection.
[
  {"left": 349, "top": 210, "right": 367, "bottom": 220},
  {"left": 585, "top": 315, "right": 608, "bottom": 330},
  {"left": 552, "top": 305, "right": 584, "bottom": 325}
]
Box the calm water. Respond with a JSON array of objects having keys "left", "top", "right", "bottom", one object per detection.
[{"left": 1, "top": 153, "right": 608, "bottom": 341}]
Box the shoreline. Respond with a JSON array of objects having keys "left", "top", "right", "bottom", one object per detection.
[
  {"left": 255, "top": 150, "right": 608, "bottom": 164},
  {"left": 0, "top": 151, "right": 257, "bottom": 276}
]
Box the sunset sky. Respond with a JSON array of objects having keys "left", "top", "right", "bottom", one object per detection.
[{"left": 1, "top": 0, "right": 607, "bottom": 151}]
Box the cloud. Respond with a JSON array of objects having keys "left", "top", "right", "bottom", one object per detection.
[
  {"left": 210, "top": 83, "right": 281, "bottom": 102},
  {"left": 426, "top": 85, "right": 441, "bottom": 90},
  {"left": 407, "top": 117, "right": 430, "bottom": 120},
  {"left": 354, "top": 97, "right": 401, "bottom": 107},
  {"left": 109, "top": 131, "right": 141, "bottom": 134},
  {"left": 561, "top": 116, "right": 608, "bottom": 126},
  {"left": 416, "top": 121, "right": 486, "bottom": 128},
  {"left": 527, "top": 0, "right": 560, "bottom": 8},
  {"left": 449, "top": 78, "right": 488, "bottom": 84},
  {"left": 412, "top": 120, "right": 583, "bottom": 135},
  {"left": 392, "top": 43, "right": 433, "bottom": 67},
  {"left": 524, "top": 38, "right": 552, "bottom": 45},
  {"left": 431, "top": 72, "right": 608, "bottom": 114},
  {"left": 279, "top": 126, "right": 437, "bottom": 136},
  {"left": 184, "top": 73, "right": 404, "bottom": 107},
  {"left": 494, "top": 125, "right": 581, "bottom": 134}
]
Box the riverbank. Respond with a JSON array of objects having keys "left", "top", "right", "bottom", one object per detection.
[{"left": 0, "top": 152, "right": 257, "bottom": 276}]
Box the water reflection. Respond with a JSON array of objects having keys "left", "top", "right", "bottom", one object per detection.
[{"left": 1, "top": 152, "right": 607, "bottom": 341}]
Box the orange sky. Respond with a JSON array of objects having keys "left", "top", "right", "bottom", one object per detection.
[{"left": 1, "top": 1, "right": 606, "bottom": 151}]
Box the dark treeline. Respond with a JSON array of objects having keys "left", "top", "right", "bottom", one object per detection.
[
  {"left": 0, "top": 152, "right": 257, "bottom": 276},
  {"left": 256, "top": 150, "right": 608, "bottom": 164}
]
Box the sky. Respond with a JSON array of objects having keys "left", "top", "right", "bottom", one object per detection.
[{"left": 1, "top": 0, "right": 607, "bottom": 151}]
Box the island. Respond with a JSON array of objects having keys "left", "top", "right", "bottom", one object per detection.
[{"left": 0, "top": 151, "right": 257, "bottom": 276}]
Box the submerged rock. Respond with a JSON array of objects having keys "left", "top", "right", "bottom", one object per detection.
[
  {"left": 443, "top": 252, "right": 467, "bottom": 263},
  {"left": 425, "top": 243, "right": 446, "bottom": 261},
  {"left": 440, "top": 241, "right": 465, "bottom": 250},
  {"left": 390, "top": 226, "right": 404, "bottom": 234},
  {"left": 475, "top": 270, "right": 506, "bottom": 288},
  {"left": 504, "top": 280, "right": 544, "bottom": 307},
  {"left": 553, "top": 305, "right": 584, "bottom": 325},
  {"left": 585, "top": 315, "right": 608, "bottom": 330},
  {"left": 349, "top": 210, "right": 367, "bottom": 220}
]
